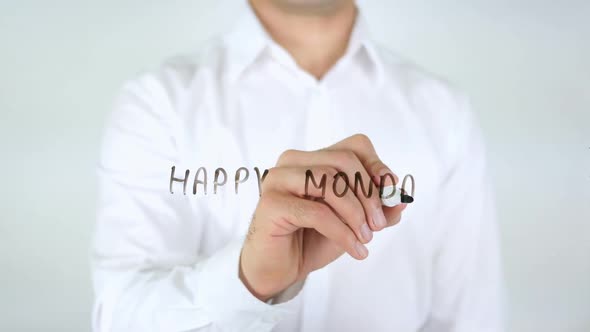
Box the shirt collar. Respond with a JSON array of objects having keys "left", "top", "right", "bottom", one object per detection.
[{"left": 222, "top": 2, "right": 383, "bottom": 85}]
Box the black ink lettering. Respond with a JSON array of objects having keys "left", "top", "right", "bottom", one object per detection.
[
  {"left": 379, "top": 173, "right": 397, "bottom": 199},
  {"left": 193, "top": 167, "right": 207, "bottom": 195},
  {"left": 235, "top": 167, "right": 249, "bottom": 194},
  {"left": 353, "top": 171, "right": 374, "bottom": 198},
  {"left": 333, "top": 172, "right": 349, "bottom": 198},
  {"left": 401, "top": 174, "right": 415, "bottom": 203},
  {"left": 170, "top": 166, "right": 190, "bottom": 195},
  {"left": 254, "top": 167, "right": 269, "bottom": 197},
  {"left": 214, "top": 168, "right": 227, "bottom": 194},
  {"left": 305, "top": 169, "right": 327, "bottom": 199}
]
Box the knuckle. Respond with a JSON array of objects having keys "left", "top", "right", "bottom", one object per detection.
[
  {"left": 312, "top": 166, "right": 335, "bottom": 180},
  {"left": 323, "top": 166, "right": 338, "bottom": 178},
  {"left": 369, "top": 160, "right": 385, "bottom": 172},
  {"left": 261, "top": 167, "right": 279, "bottom": 190},
  {"left": 352, "top": 133, "right": 371, "bottom": 147},
  {"left": 278, "top": 149, "right": 298, "bottom": 165},
  {"left": 371, "top": 162, "right": 398, "bottom": 184},
  {"left": 266, "top": 166, "right": 280, "bottom": 177},
  {"left": 336, "top": 150, "right": 358, "bottom": 166}
]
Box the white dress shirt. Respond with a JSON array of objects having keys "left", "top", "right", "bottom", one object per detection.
[{"left": 92, "top": 3, "right": 503, "bottom": 332}]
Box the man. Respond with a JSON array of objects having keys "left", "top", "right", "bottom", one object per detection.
[{"left": 92, "top": 0, "right": 503, "bottom": 331}]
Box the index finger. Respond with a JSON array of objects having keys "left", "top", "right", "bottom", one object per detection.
[
  {"left": 326, "top": 133, "right": 398, "bottom": 188},
  {"left": 325, "top": 134, "right": 405, "bottom": 230}
]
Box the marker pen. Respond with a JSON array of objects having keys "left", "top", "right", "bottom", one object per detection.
[{"left": 380, "top": 185, "right": 414, "bottom": 207}]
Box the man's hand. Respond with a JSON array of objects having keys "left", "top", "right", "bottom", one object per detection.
[{"left": 239, "top": 134, "right": 407, "bottom": 301}]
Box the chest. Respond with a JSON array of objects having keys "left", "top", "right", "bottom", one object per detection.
[{"left": 175, "top": 80, "right": 443, "bottom": 328}]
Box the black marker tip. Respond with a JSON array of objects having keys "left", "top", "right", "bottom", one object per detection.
[{"left": 401, "top": 195, "right": 414, "bottom": 204}]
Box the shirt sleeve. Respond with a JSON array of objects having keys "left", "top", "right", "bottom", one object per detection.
[
  {"left": 422, "top": 95, "right": 505, "bottom": 332},
  {"left": 91, "top": 71, "right": 302, "bottom": 332}
]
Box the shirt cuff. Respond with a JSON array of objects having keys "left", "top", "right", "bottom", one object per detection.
[{"left": 194, "top": 239, "right": 304, "bottom": 331}]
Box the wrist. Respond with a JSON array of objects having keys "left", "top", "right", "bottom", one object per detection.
[{"left": 238, "top": 259, "right": 275, "bottom": 302}]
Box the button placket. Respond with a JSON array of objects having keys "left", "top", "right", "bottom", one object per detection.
[{"left": 303, "top": 85, "right": 332, "bottom": 151}]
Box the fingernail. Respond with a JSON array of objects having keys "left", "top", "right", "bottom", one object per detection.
[
  {"left": 360, "top": 223, "right": 373, "bottom": 242},
  {"left": 373, "top": 208, "right": 387, "bottom": 229},
  {"left": 355, "top": 241, "right": 369, "bottom": 259}
]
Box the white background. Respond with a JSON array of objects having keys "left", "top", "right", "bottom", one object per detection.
[{"left": 1, "top": 0, "right": 588, "bottom": 331}]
